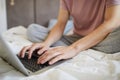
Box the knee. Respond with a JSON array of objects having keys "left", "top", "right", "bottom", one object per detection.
[
  {"left": 27, "top": 24, "right": 42, "bottom": 42},
  {"left": 27, "top": 24, "right": 37, "bottom": 41},
  {"left": 27, "top": 24, "right": 48, "bottom": 34},
  {"left": 27, "top": 24, "right": 40, "bottom": 34},
  {"left": 27, "top": 24, "right": 49, "bottom": 42}
]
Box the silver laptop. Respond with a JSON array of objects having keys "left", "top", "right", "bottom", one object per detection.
[{"left": 0, "top": 34, "right": 66, "bottom": 76}]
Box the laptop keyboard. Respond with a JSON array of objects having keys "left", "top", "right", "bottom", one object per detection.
[{"left": 17, "top": 50, "right": 49, "bottom": 72}]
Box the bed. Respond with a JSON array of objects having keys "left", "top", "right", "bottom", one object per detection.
[{"left": 0, "top": 26, "right": 120, "bottom": 80}]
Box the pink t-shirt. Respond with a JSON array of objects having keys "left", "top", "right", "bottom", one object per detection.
[{"left": 60, "top": 0, "right": 120, "bottom": 36}]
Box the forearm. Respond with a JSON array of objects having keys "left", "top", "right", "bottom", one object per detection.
[
  {"left": 71, "top": 5, "right": 120, "bottom": 53},
  {"left": 71, "top": 21, "right": 120, "bottom": 53},
  {"left": 44, "top": 22, "right": 65, "bottom": 46},
  {"left": 44, "top": 9, "right": 69, "bottom": 46}
]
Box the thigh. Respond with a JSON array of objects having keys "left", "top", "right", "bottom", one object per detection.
[
  {"left": 93, "top": 26, "right": 120, "bottom": 53},
  {"left": 52, "top": 34, "right": 83, "bottom": 47},
  {"left": 27, "top": 24, "right": 49, "bottom": 43}
]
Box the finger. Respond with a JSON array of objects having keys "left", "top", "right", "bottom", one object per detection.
[
  {"left": 28, "top": 45, "right": 38, "bottom": 59},
  {"left": 37, "top": 51, "right": 61, "bottom": 64},
  {"left": 49, "top": 55, "right": 64, "bottom": 65},
  {"left": 19, "top": 46, "right": 30, "bottom": 57},
  {"left": 19, "top": 46, "right": 31, "bottom": 58},
  {"left": 38, "top": 48, "right": 47, "bottom": 55}
]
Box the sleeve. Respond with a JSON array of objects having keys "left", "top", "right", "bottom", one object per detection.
[
  {"left": 60, "top": 0, "right": 68, "bottom": 10},
  {"left": 106, "top": 0, "right": 120, "bottom": 7}
]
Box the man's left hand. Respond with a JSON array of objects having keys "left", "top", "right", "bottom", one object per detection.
[{"left": 37, "top": 46, "right": 77, "bottom": 65}]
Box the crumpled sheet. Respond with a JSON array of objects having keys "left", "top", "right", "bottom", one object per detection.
[{"left": 0, "top": 26, "right": 120, "bottom": 80}]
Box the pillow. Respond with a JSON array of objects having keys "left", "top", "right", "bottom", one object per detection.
[{"left": 48, "top": 19, "right": 73, "bottom": 35}]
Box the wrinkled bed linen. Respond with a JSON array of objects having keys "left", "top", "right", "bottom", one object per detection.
[{"left": 0, "top": 26, "right": 120, "bottom": 80}]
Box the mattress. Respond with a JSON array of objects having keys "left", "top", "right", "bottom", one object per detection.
[{"left": 0, "top": 26, "right": 120, "bottom": 80}]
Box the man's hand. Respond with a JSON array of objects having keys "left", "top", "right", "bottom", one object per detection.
[
  {"left": 37, "top": 46, "right": 77, "bottom": 65},
  {"left": 19, "top": 42, "right": 50, "bottom": 59}
]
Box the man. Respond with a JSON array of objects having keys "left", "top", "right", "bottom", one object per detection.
[{"left": 19, "top": 0, "right": 120, "bottom": 65}]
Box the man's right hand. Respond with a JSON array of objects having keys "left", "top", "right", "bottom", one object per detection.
[{"left": 19, "top": 42, "right": 50, "bottom": 59}]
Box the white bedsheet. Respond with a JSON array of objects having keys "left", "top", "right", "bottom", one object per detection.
[{"left": 0, "top": 26, "right": 120, "bottom": 80}]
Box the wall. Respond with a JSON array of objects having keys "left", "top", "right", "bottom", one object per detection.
[
  {"left": 7, "top": 0, "right": 59, "bottom": 28},
  {"left": 6, "top": 0, "right": 34, "bottom": 28},
  {"left": 0, "top": 0, "right": 7, "bottom": 34}
]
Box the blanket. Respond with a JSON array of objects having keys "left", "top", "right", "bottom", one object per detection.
[{"left": 0, "top": 26, "right": 120, "bottom": 80}]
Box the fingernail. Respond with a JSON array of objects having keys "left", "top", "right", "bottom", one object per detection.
[
  {"left": 22, "top": 56, "right": 24, "bottom": 58},
  {"left": 38, "top": 52, "right": 40, "bottom": 54},
  {"left": 49, "top": 62, "right": 53, "bottom": 65},
  {"left": 28, "top": 57, "right": 31, "bottom": 59},
  {"left": 37, "top": 59, "right": 41, "bottom": 64},
  {"left": 37, "top": 61, "right": 39, "bottom": 64},
  {"left": 40, "top": 61, "right": 44, "bottom": 64}
]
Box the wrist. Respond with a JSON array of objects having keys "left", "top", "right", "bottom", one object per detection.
[
  {"left": 69, "top": 45, "right": 79, "bottom": 54},
  {"left": 70, "top": 44, "right": 83, "bottom": 54},
  {"left": 43, "top": 40, "right": 52, "bottom": 47}
]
